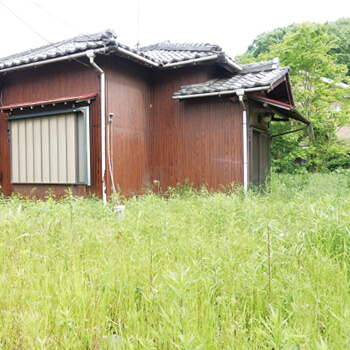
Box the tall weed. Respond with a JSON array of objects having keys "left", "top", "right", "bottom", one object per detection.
[{"left": 0, "top": 174, "right": 350, "bottom": 348}]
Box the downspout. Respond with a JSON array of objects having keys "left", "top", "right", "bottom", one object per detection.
[
  {"left": 236, "top": 89, "right": 248, "bottom": 191},
  {"left": 86, "top": 50, "right": 107, "bottom": 205}
]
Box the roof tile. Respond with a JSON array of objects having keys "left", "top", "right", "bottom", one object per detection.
[
  {"left": 0, "top": 29, "right": 118, "bottom": 69},
  {"left": 0, "top": 30, "right": 241, "bottom": 72},
  {"left": 173, "top": 65, "right": 289, "bottom": 97}
]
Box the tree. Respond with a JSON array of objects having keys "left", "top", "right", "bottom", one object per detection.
[
  {"left": 328, "top": 18, "right": 350, "bottom": 76},
  {"left": 237, "top": 18, "right": 350, "bottom": 76},
  {"left": 248, "top": 23, "right": 350, "bottom": 172},
  {"left": 246, "top": 24, "right": 299, "bottom": 58}
]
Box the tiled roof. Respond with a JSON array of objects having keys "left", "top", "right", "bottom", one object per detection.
[
  {"left": 0, "top": 30, "right": 118, "bottom": 69},
  {"left": 173, "top": 61, "right": 289, "bottom": 98},
  {"left": 240, "top": 58, "right": 281, "bottom": 73},
  {"left": 139, "top": 41, "right": 223, "bottom": 64},
  {"left": 0, "top": 29, "right": 241, "bottom": 72}
]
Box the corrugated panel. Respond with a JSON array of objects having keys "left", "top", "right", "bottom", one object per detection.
[
  {"left": 251, "top": 130, "right": 270, "bottom": 186},
  {"left": 252, "top": 131, "right": 260, "bottom": 185},
  {"left": 259, "top": 134, "right": 269, "bottom": 184},
  {"left": 10, "top": 110, "right": 89, "bottom": 184}
]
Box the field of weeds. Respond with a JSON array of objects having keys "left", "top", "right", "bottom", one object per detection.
[{"left": 1, "top": 174, "right": 350, "bottom": 349}]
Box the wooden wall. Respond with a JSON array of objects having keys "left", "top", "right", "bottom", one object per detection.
[
  {"left": 105, "top": 56, "right": 152, "bottom": 196},
  {"left": 0, "top": 56, "right": 245, "bottom": 198},
  {"left": 105, "top": 60, "right": 235, "bottom": 196},
  {"left": 151, "top": 67, "right": 244, "bottom": 192},
  {"left": 0, "top": 59, "right": 101, "bottom": 197}
]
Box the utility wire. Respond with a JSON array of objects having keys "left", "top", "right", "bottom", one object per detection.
[
  {"left": 0, "top": 0, "right": 89, "bottom": 67},
  {"left": 137, "top": 0, "right": 140, "bottom": 48},
  {"left": 28, "top": 0, "right": 95, "bottom": 42}
]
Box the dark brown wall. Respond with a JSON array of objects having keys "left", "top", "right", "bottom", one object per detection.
[
  {"left": 105, "top": 61, "right": 228, "bottom": 196},
  {"left": 0, "top": 57, "right": 245, "bottom": 198},
  {"left": 105, "top": 56, "right": 152, "bottom": 196},
  {"left": 151, "top": 67, "right": 244, "bottom": 192},
  {"left": 0, "top": 58, "right": 101, "bottom": 197}
]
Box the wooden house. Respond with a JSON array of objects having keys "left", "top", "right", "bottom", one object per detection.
[{"left": 0, "top": 29, "right": 309, "bottom": 201}]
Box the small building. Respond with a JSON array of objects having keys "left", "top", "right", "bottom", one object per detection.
[{"left": 0, "top": 30, "right": 309, "bottom": 201}]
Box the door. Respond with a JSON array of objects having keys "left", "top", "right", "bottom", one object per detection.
[{"left": 251, "top": 130, "right": 270, "bottom": 186}]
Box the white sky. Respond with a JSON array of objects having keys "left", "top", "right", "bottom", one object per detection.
[{"left": 0, "top": 0, "right": 349, "bottom": 59}]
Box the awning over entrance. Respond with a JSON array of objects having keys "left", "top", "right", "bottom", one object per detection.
[{"left": 249, "top": 95, "right": 310, "bottom": 125}]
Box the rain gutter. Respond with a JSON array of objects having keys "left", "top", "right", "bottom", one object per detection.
[
  {"left": 0, "top": 47, "right": 110, "bottom": 74},
  {"left": 162, "top": 54, "right": 242, "bottom": 71},
  {"left": 172, "top": 85, "right": 271, "bottom": 100},
  {"left": 116, "top": 47, "right": 159, "bottom": 67}
]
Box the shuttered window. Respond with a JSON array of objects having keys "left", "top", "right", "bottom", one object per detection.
[{"left": 10, "top": 107, "right": 90, "bottom": 185}]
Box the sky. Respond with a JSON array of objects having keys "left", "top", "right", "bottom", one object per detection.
[{"left": 0, "top": 0, "right": 349, "bottom": 59}]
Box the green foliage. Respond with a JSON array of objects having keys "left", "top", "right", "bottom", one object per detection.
[
  {"left": 269, "top": 23, "right": 350, "bottom": 172},
  {"left": 326, "top": 156, "right": 350, "bottom": 171},
  {"left": 244, "top": 24, "right": 299, "bottom": 59},
  {"left": 1, "top": 175, "right": 350, "bottom": 348},
  {"left": 270, "top": 122, "right": 308, "bottom": 174},
  {"left": 236, "top": 19, "right": 350, "bottom": 76},
  {"left": 328, "top": 18, "right": 350, "bottom": 76},
  {"left": 238, "top": 21, "right": 350, "bottom": 173}
]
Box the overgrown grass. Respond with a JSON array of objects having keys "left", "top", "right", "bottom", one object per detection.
[{"left": 1, "top": 174, "right": 350, "bottom": 349}]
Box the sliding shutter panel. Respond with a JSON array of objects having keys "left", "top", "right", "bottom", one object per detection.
[
  {"left": 65, "top": 113, "right": 77, "bottom": 183},
  {"left": 10, "top": 120, "right": 19, "bottom": 183},
  {"left": 33, "top": 118, "right": 42, "bottom": 183},
  {"left": 10, "top": 109, "right": 89, "bottom": 185}
]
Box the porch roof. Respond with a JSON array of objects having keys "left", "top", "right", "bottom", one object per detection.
[
  {"left": 173, "top": 60, "right": 288, "bottom": 98},
  {"left": 0, "top": 93, "right": 97, "bottom": 112},
  {"left": 249, "top": 95, "right": 310, "bottom": 125}
]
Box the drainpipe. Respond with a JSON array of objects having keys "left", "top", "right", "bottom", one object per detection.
[
  {"left": 236, "top": 89, "right": 248, "bottom": 191},
  {"left": 86, "top": 50, "right": 107, "bottom": 205}
]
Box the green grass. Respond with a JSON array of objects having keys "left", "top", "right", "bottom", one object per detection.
[{"left": 1, "top": 174, "right": 350, "bottom": 349}]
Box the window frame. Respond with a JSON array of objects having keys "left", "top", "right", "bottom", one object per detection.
[{"left": 9, "top": 106, "right": 91, "bottom": 186}]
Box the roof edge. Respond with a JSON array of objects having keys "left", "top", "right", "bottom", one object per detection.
[
  {"left": 173, "top": 86, "right": 271, "bottom": 100},
  {"left": 249, "top": 95, "right": 310, "bottom": 125},
  {"left": 0, "top": 92, "right": 98, "bottom": 112},
  {"left": 0, "top": 46, "right": 118, "bottom": 74}
]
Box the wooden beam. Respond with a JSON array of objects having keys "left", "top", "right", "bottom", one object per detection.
[
  {"left": 272, "top": 116, "right": 289, "bottom": 122},
  {"left": 271, "top": 126, "right": 308, "bottom": 138},
  {"left": 249, "top": 121, "right": 270, "bottom": 133},
  {"left": 270, "top": 75, "right": 286, "bottom": 90}
]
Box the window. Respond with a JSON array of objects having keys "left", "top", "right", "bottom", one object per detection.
[{"left": 10, "top": 107, "right": 90, "bottom": 185}]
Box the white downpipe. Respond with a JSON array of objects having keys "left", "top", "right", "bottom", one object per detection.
[
  {"left": 237, "top": 90, "right": 248, "bottom": 191},
  {"left": 243, "top": 109, "right": 248, "bottom": 191},
  {"left": 86, "top": 50, "right": 107, "bottom": 205}
]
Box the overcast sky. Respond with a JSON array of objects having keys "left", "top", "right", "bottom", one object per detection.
[{"left": 0, "top": 0, "right": 349, "bottom": 59}]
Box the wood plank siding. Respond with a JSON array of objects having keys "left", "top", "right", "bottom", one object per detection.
[
  {"left": 105, "top": 57, "right": 152, "bottom": 196},
  {"left": 151, "top": 67, "right": 243, "bottom": 192},
  {"left": 0, "top": 57, "right": 245, "bottom": 198},
  {"left": 0, "top": 58, "right": 101, "bottom": 198}
]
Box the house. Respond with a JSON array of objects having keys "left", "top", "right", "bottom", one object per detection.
[{"left": 0, "top": 29, "right": 310, "bottom": 202}]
